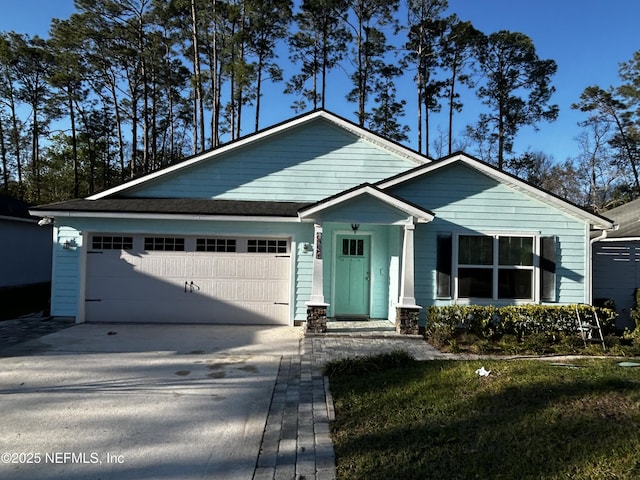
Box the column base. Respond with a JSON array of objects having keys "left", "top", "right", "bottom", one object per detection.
[
  {"left": 395, "top": 305, "right": 421, "bottom": 335},
  {"left": 306, "top": 303, "right": 329, "bottom": 334}
]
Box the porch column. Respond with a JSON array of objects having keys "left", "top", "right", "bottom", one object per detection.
[
  {"left": 399, "top": 223, "right": 417, "bottom": 306},
  {"left": 397, "top": 222, "right": 421, "bottom": 335},
  {"left": 306, "top": 223, "right": 328, "bottom": 334}
]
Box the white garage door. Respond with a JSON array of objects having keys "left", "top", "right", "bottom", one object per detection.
[{"left": 85, "top": 235, "right": 291, "bottom": 324}]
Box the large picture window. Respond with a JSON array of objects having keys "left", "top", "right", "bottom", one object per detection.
[{"left": 457, "top": 234, "right": 535, "bottom": 300}]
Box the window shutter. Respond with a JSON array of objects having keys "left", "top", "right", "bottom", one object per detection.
[
  {"left": 436, "top": 233, "right": 452, "bottom": 298},
  {"left": 540, "top": 236, "right": 557, "bottom": 302}
]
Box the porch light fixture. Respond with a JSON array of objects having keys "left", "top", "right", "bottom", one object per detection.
[
  {"left": 351, "top": 223, "right": 360, "bottom": 234},
  {"left": 63, "top": 239, "right": 78, "bottom": 250}
]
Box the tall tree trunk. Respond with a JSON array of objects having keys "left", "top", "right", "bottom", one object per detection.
[
  {"left": 9, "top": 101, "right": 23, "bottom": 195},
  {"left": 191, "top": 0, "right": 205, "bottom": 152},
  {"left": 67, "top": 83, "right": 79, "bottom": 198},
  {"left": 0, "top": 119, "right": 8, "bottom": 192},
  {"left": 131, "top": 91, "right": 138, "bottom": 178},
  {"left": 254, "top": 60, "right": 262, "bottom": 132},
  {"left": 447, "top": 60, "right": 457, "bottom": 156},
  {"left": 139, "top": 14, "right": 150, "bottom": 173},
  {"left": 109, "top": 78, "right": 126, "bottom": 182},
  {"left": 416, "top": 65, "right": 423, "bottom": 155},
  {"left": 209, "top": 0, "right": 220, "bottom": 147},
  {"left": 31, "top": 110, "right": 40, "bottom": 202}
]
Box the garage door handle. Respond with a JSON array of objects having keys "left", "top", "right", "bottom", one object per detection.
[{"left": 274, "top": 302, "right": 289, "bottom": 305}]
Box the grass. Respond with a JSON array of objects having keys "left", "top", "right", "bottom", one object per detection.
[{"left": 327, "top": 353, "right": 640, "bottom": 480}]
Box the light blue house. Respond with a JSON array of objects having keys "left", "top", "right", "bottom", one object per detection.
[{"left": 30, "top": 110, "right": 614, "bottom": 330}]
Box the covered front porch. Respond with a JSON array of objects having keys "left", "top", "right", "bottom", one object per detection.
[{"left": 297, "top": 184, "right": 434, "bottom": 334}]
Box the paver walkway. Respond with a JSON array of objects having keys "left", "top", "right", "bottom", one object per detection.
[{"left": 253, "top": 321, "right": 450, "bottom": 480}]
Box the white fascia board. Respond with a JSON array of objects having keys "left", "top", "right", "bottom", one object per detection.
[
  {"left": 89, "top": 110, "right": 428, "bottom": 200},
  {"left": 377, "top": 154, "right": 461, "bottom": 189},
  {"left": 379, "top": 153, "right": 614, "bottom": 230},
  {"left": 299, "top": 185, "right": 434, "bottom": 222},
  {"left": 461, "top": 159, "right": 614, "bottom": 229},
  {"left": 596, "top": 236, "right": 640, "bottom": 242},
  {"left": 88, "top": 112, "right": 326, "bottom": 200},
  {"left": 28, "top": 210, "right": 304, "bottom": 223},
  {"left": 319, "top": 113, "right": 429, "bottom": 166}
]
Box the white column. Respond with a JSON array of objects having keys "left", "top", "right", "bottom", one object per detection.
[
  {"left": 308, "top": 224, "right": 326, "bottom": 305},
  {"left": 398, "top": 222, "right": 417, "bottom": 306}
]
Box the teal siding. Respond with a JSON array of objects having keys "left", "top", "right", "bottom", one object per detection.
[
  {"left": 127, "top": 121, "right": 416, "bottom": 202},
  {"left": 390, "top": 163, "right": 589, "bottom": 307},
  {"left": 49, "top": 218, "right": 314, "bottom": 322},
  {"left": 315, "top": 194, "right": 413, "bottom": 225},
  {"left": 50, "top": 226, "right": 83, "bottom": 317}
]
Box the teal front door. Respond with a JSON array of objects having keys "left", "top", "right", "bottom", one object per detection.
[{"left": 335, "top": 235, "right": 370, "bottom": 316}]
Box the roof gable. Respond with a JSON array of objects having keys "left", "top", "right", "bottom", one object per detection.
[
  {"left": 89, "top": 110, "right": 428, "bottom": 203},
  {"left": 378, "top": 152, "right": 614, "bottom": 229},
  {"left": 298, "top": 184, "right": 434, "bottom": 224}
]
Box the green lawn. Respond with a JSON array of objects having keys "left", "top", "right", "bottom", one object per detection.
[{"left": 327, "top": 355, "right": 640, "bottom": 480}]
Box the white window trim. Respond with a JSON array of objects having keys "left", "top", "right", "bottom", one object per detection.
[{"left": 452, "top": 232, "right": 540, "bottom": 304}]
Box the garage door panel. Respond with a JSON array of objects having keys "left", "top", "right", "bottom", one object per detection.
[{"left": 86, "top": 236, "right": 291, "bottom": 324}]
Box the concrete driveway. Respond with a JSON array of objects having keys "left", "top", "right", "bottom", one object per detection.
[{"left": 0, "top": 323, "right": 302, "bottom": 480}]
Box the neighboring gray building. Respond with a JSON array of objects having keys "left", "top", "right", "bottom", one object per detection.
[
  {"left": 0, "top": 194, "right": 52, "bottom": 290},
  {"left": 592, "top": 198, "right": 640, "bottom": 330}
]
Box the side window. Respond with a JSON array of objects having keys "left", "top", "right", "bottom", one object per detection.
[{"left": 458, "top": 235, "right": 494, "bottom": 298}]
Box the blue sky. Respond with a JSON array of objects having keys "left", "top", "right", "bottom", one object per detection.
[{"left": 1, "top": 0, "right": 638, "bottom": 163}]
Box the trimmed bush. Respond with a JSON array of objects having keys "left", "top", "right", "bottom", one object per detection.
[
  {"left": 425, "top": 304, "right": 617, "bottom": 348},
  {"left": 625, "top": 289, "right": 640, "bottom": 343}
]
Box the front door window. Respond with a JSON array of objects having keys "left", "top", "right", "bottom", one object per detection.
[{"left": 342, "top": 238, "right": 365, "bottom": 257}]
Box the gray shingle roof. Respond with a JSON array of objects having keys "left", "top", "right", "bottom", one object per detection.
[
  {"left": 30, "top": 198, "right": 312, "bottom": 218},
  {"left": 601, "top": 198, "right": 640, "bottom": 238}
]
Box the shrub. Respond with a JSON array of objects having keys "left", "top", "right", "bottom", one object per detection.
[
  {"left": 425, "top": 305, "right": 618, "bottom": 348},
  {"left": 624, "top": 288, "right": 640, "bottom": 346},
  {"left": 323, "top": 350, "right": 416, "bottom": 376}
]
